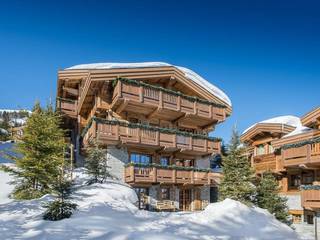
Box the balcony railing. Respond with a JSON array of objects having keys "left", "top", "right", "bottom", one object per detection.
[
  {"left": 301, "top": 186, "right": 320, "bottom": 209},
  {"left": 282, "top": 141, "right": 320, "bottom": 167},
  {"left": 112, "top": 78, "right": 226, "bottom": 122},
  {"left": 82, "top": 117, "right": 220, "bottom": 155},
  {"left": 56, "top": 97, "right": 77, "bottom": 117},
  {"left": 124, "top": 164, "right": 221, "bottom": 185},
  {"left": 252, "top": 153, "right": 277, "bottom": 172}
]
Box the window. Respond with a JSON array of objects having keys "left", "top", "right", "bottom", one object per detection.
[
  {"left": 302, "top": 172, "right": 314, "bottom": 185},
  {"left": 292, "top": 214, "right": 302, "bottom": 224},
  {"left": 290, "top": 174, "right": 301, "bottom": 188},
  {"left": 160, "top": 157, "right": 169, "bottom": 166},
  {"left": 160, "top": 187, "right": 170, "bottom": 200},
  {"left": 130, "top": 153, "right": 151, "bottom": 165},
  {"left": 256, "top": 144, "right": 265, "bottom": 156},
  {"left": 268, "top": 144, "right": 274, "bottom": 154}
]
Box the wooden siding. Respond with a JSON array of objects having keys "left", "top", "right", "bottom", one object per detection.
[
  {"left": 301, "top": 189, "right": 320, "bottom": 209},
  {"left": 56, "top": 98, "right": 78, "bottom": 118},
  {"left": 124, "top": 165, "right": 221, "bottom": 186}
]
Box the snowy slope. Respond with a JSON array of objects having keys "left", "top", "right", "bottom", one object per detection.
[
  {"left": 243, "top": 115, "right": 302, "bottom": 134},
  {"left": 66, "top": 62, "right": 232, "bottom": 107},
  {"left": 0, "top": 168, "right": 298, "bottom": 240}
]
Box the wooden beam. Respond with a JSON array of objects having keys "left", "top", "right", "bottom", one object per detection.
[
  {"left": 147, "top": 107, "right": 162, "bottom": 120},
  {"left": 63, "top": 86, "right": 79, "bottom": 96},
  {"left": 116, "top": 100, "right": 129, "bottom": 114},
  {"left": 173, "top": 113, "right": 187, "bottom": 124}
]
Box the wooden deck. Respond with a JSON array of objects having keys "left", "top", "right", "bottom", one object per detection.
[
  {"left": 82, "top": 119, "right": 220, "bottom": 155},
  {"left": 111, "top": 80, "right": 226, "bottom": 128},
  {"left": 56, "top": 98, "right": 78, "bottom": 118},
  {"left": 252, "top": 153, "right": 278, "bottom": 173},
  {"left": 301, "top": 189, "right": 320, "bottom": 209},
  {"left": 282, "top": 143, "right": 320, "bottom": 167},
  {"left": 124, "top": 165, "right": 221, "bottom": 185}
]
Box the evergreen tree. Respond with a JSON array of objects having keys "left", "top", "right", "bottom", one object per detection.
[
  {"left": 256, "top": 171, "right": 290, "bottom": 224},
  {"left": 4, "top": 102, "right": 66, "bottom": 199},
  {"left": 219, "top": 127, "right": 256, "bottom": 205},
  {"left": 85, "top": 143, "right": 110, "bottom": 184},
  {"left": 43, "top": 178, "right": 77, "bottom": 221}
]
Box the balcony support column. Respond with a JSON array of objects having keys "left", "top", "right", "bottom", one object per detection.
[
  {"left": 172, "top": 169, "right": 177, "bottom": 183},
  {"left": 139, "top": 85, "right": 144, "bottom": 103},
  {"left": 191, "top": 170, "right": 194, "bottom": 184},
  {"left": 153, "top": 167, "right": 157, "bottom": 183}
]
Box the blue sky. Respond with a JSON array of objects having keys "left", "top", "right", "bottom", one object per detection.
[{"left": 0, "top": 0, "right": 319, "bottom": 142}]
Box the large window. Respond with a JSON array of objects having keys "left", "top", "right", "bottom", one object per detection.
[
  {"left": 160, "top": 187, "right": 170, "bottom": 200},
  {"left": 130, "top": 153, "right": 151, "bottom": 165}
]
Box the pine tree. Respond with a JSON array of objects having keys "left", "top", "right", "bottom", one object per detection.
[
  {"left": 85, "top": 143, "right": 110, "bottom": 184},
  {"left": 219, "top": 127, "right": 256, "bottom": 205},
  {"left": 5, "top": 102, "right": 66, "bottom": 199},
  {"left": 43, "top": 178, "right": 77, "bottom": 221},
  {"left": 256, "top": 171, "right": 290, "bottom": 224}
]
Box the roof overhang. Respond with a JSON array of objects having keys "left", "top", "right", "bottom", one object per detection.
[
  {"left": 240, "top": 123, "right": 295, "bottom": 144},
  {"left": 57, "top": 66, "right": 232, "bottom": 116},
  {"left": 301, "top": 107, "right": 320, "bottom": 128}
]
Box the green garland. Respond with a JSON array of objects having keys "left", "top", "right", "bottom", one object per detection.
[
  {"left": 300, "top": 185, "right": 320, "bottom": 190},
  {"left": 125, "top": 162, "right": 213, "bottom": 173},
  {"left": 81, "top": 116, "right": 221, "bottom": 142},
  {"left": 112, "top": 77, "right": 227, "bottom": 109},
  {"left": 280, "top": 136, "right": 320, "bottom": 150},
  {"left": 56, "top": 97, "right": 76, "bottom": 103}
]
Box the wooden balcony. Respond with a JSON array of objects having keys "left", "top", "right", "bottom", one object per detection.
[
  {"left": 56, "top": 97, "right": 77, "bottom": 118},
  {"left": 82, "top": 118, "right": 220, "bottom": 155},
  {"left": 252, "top": 153, "right": 277, "bottom": 173},
  {"left": 301, "top": 188, "right": 320, "bottom": 209},
  {"left": 282, "top": 142, "right": 320, "bottom": 167},
  {"left": 124, "top": 165, "right": 221, "bottom": 186},
  {"left": 111, "top": 79, "right": 226, "bottom": 127}
]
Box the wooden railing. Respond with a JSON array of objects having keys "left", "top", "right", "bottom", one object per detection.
[
  {"left": 112, "top": 80, "right": 225, "bottom": 121},
  {"left": 124, "top": 165, "right": 221, "bottom": 185},
  {"left": 56, "top": 98, "right": 77, "bottom": 117},
  {"left": 282, "top": 143, "right": 320, "bottom": 166},
  {"left": 301, "top": 189, "right": 320, "bottom": 209},
  {"left": 252, "top": 153, "right": 277, "bottom": 172},
  {"left": 82, "top": 120, "right": 220, "bottom": 154}
]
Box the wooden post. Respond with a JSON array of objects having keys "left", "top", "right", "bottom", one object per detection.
[
  {"left": 153, "top": 167, "right": 157, "bottom": 183},
  {"left": 70, "top": 144, "right": 74, "bottom": 181},
  {"left": 172, "top": 169, "right": 177, "bottom": 183},
  {"left": 139, "top": 85, "right": 144, "bottom": 103},
  {"left": 191, "top": 170, "right": 194, "bottom": 184},
  {"left": 177, "top": 95, "right": 181, "bottom": 111},
  {"left": 131, "top": 165, "right": 135, "bottom": 182},
  {"left": 315, "top": 211, "right": 318, "bottom": 240},
  {"left": 159, "top": 91, "right": 163, "bottom": 108}
]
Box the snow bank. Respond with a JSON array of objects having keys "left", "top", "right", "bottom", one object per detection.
[
  {"left": 0, "top": 165, "right": 14, "bottom": 204},
  {"left": 283, "top": 125, "right": 313, "bottom": 138},
  {"left": 243, "top": 115, "right": 301, "bottom": 134},
  {"left": 66, "top": 62, "right": 232, "bottom": 107},
  {"left": 0, "top": 168, "right": 298, "bottom": 240}
]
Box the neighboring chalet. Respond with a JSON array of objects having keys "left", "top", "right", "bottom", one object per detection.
[
  {"left": 241, "top": 107, "right": 320, "bottom": 225},
  {"left": 56, "top": 62, "right": 232, "bottom": 211}
]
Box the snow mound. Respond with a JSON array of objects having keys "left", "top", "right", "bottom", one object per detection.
[
  {"left": 243, "top": 115, "right": 302, "bottom": 134},
  {"left": 0, "top": 168, "right": 298, "bottom": 240},
  {"left": 66, "top": 62, "right": 232, "bottom": 107}
]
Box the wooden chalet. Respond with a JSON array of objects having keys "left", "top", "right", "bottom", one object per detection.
[
  {"left": 56, "top": 62, "right": 231, "bottom": 211},
  {"left": 241, "top": 108, "right": 320, "bottom": 225}
]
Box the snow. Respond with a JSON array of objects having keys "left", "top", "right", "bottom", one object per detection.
[
  {"left": 283, "top": 125, "right": 313, "bottom": 138},
  {"left": 0, "top": 109, "right": 31, "bottom": 113},
  {"left": 66, "top": 62, "right": 232, "bottom": 107},
  {"left": 0, "top": 168, "right": 298, "bottom": 240},
  {"left": 243, "top": 115, "right": 302, "bottom": 134},
  {"left": 0, "top": 128, "right": 8, "bottom": 135}
]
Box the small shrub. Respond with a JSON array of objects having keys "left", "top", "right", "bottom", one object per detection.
[{"left": 43, "top": 200, "right": 77, "bottom": 221}]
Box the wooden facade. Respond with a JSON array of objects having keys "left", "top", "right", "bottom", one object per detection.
[
  {"left": 241, "top": 107, "right": 320, "bottom": 219},
  {"left": 56, "top": 64, "right": 230, "bottom": 211}
]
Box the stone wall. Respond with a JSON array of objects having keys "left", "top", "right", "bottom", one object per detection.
[{"left": 106, "top": 146, "right": 129, "bottom": 181}]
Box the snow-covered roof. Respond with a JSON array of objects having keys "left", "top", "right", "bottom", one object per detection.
[
  {"left": 242, "top": 115, "right": 301, "bottom": 135},
  {"left": 282, "top": 125, "right": 313, "bottom": 138},
  {"left": 66, "top": 62, "right": 232, "bottom": 107}
]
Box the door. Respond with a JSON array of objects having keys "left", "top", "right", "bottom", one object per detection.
[
  {"left": 194, "top": 188, "right": 202, "bottom": 210},
  {"left": 179, "top": 189, "right": 192, "bottom": 211},
  {"left": 134, "top": 187, "right": 149, "bottom": 210}
]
